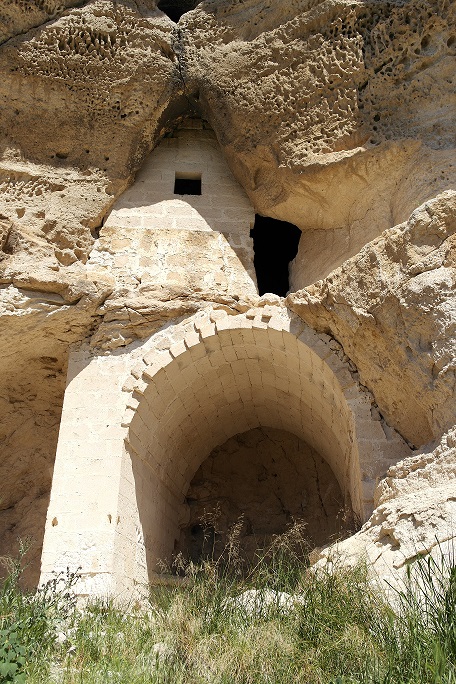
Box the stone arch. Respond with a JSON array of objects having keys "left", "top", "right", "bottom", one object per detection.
[{"left": 119, "top": 306, "right": 409, "bottom": 584}]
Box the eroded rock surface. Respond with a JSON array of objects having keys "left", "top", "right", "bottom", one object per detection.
[
  {"left": 182, "top": 0, "right": 456, "bottom": 281},
  {"left": 0, "top": 0, "right": 178, "bottom": 268},
  {"left": 2, "top": 0, "right": 455, "bottom": 277},
  {"left": 288, "top": 190, "right": 456, "bottom": 448},
  {"left": 314, "top": 427, "right": 456, "bottom": 587},
  {"left": 0, "top": 0, "right": 454, "bottom": 586},
  {"left": 0, "top": 1, "right": 84, "bottom": 45}
]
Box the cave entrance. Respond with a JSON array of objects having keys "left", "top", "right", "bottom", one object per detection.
[
  {"left": 178, "top": 426, "right": 350, "bottom": 564},
  {"left": 40, "top": 310, "right": 410, "bottom": 598},
  {"left": 250, "top": 215, "right": 301, "bottom": 297},
  {"left": 123, "top": 316, "right": 381, "bottom": 585},
  {"left": 158, "top": 0, "right": 201, "bottom": 22}
]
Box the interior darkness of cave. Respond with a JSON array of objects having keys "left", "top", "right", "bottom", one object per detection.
[
  {"left": 178, "top": 427, "right": 350, "bottom": 566},
  {"left": 158, "top": 0, "right": 201, "bottom": 22},
  {"left": 250, "top": 215, "right": 301, "bottom": 297}
]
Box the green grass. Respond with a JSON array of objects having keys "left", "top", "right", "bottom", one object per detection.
[{"left": 1, "top": 528, "right": 455, "bottom": 683}]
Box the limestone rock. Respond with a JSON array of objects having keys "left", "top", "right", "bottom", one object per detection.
[
  {"left": 288, "top": 190, "right": 456, "bottom": 448},
  {"left": 182, "top": 0, "right": 456, "bottom": 280},
  {"left": 1, "top": 0, "right": 455, "bottom": 279},
  {"left": 224, "top": 589, "right": 305, "bottom": 618},
  {"left": 0, "top": 278, "right": 107, "bottom": 586},
  {"left": 0, "top": 0, "right": 178, "bottom": 268},
  {"left": 314, "top": 427, "right": 456, "bottom": 588},
  {"left": 0, "top": 0, "right": 454, "bottom": 592},
  {"left": 0, "top": 1, "right": 176, "bottom": 175},
  {"left": 0, "top": 1, "right": 89, "bottom": 45}
]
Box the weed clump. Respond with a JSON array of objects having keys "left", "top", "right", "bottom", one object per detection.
[
  {"left": 0, "top": 530, "right": 455, "bottom": 683},
  {"left": 0, "top": 540, "right": 79, "bottom": 682}
]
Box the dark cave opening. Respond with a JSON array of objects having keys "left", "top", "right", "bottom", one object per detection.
[
  {"left": 158, "top": 0, "right": 201, "bottom": 22},
  {"left": 174, "top": 173, "right": 202, "bottom": 196},
  {"left": 250, "top": 215, "right": 301, "bottom": 297},
  {"left": 178, "top": 427, "right": 350, "bottom": 566}
]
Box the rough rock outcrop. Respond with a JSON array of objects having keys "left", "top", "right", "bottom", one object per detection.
[
  {"left": 288, "top": 190, "right": 456, "bottom": 448},
  {"left": 2, "top": 0, "right": 455, "bottom": 275},
  {"left": 0, "top": 0, "right": 454, "bottom": 588},
  {"left": 0, "top": 1, "right": 84, "bottom": 45},
  {"left": 0, "top": 0, "right": 178, "bottom": 268},
  {"left": 182, "top": 0, "right": 456, "bottom": 281},
  {"left": 314, "top": 426, "right": 456, "bottom": 587}
]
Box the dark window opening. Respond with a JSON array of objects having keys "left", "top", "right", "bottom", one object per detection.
[
  {"left": 174, "top": 172, "right": 202, "bottom": 196},
  {"left": 250, "top": 215, "right": 301, "bottom": 297},
  {"left": 158, "top": 0, "right": 200, "bottom": 22}
]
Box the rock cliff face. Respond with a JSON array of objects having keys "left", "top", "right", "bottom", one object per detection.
[
  {"left": 313, "top": 426, "right": 456, "bottom": 588},
  {"left": 0, "top": 0, "right": 454, "bottom": 588},
  {"left": 181, "top": 0, "right": 456, "bottom": 281},
  {"left": 288, "top": 190, "right": 456, "bottom": 449}
]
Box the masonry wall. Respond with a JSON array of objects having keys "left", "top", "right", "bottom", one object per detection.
[
  {"left": 40, "top": 306, "right": 411, "bottom": 598},
  {"left": 39, "top": 350, "right": 130, "bottom": 597},
  {"left": 39, "top": 122, "right": 412, "bottom": 599},
  {"left": 87, "top": 124, "right": 257, "bottom": 295},
  {"left": 179, "top": 426, "right": 350, "bottom": 561}
]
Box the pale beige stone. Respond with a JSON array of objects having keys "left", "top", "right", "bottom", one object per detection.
[
  {"left": 38, "top": 311, "right": 411, "bottom": 595},
  {"left": 313, "top": 427, "right": 456, "bottom": 589},
  {"left": 288, "top": 191, "right": 456, "bottom": 449},
  {"left": 0, "top": 0, "right": 454, "bottom": 596}
]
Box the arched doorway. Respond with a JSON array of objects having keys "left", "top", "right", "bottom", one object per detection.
[
  {"left": 121, "top": 309, "right": 408, "bottom": 584},
  {"left": 39, "top": 306, "right": 410, "bottom": 597},
  {"left": 179, "top": 425, "right": 350, "bottom": 563}
]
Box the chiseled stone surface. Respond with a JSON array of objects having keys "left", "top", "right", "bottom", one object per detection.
[
  {"left": 89, "top": 126, "right": 257, "bottom": 292},
  {"left": 39, "top": 307, "right": 411, "bottom": 596},
  {"left": 179, "top": 426, "right": 350, "bottom": 560},
  {"left": 0, "top": 0, "right": 454, "bottom": 592}
]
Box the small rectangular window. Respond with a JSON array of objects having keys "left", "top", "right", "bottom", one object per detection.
[{"left": 174, "top": 172, "right": 202, "bottom": 196}]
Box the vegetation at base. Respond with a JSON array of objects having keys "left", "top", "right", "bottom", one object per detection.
[{"left": 1, "top": 526, "right": 455, "bottom": 684}]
